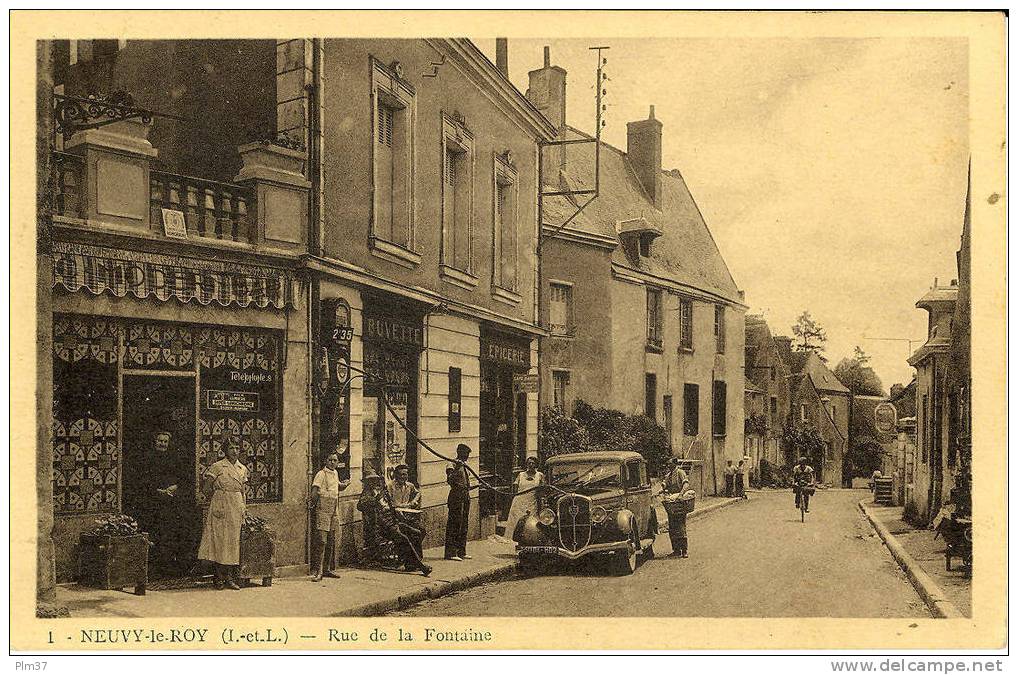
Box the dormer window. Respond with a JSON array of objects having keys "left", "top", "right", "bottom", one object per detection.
[
  {"left": 639, "top": 236, "right": 651, "bottom": 257},
  {"left": 617, "top": 217, "right": 661, "bottom": 263}
]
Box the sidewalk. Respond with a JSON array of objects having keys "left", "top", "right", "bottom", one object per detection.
[
  {"left": 859, "top": 500, "right": 971, "bottom": 618},
  {"left": 57, "top": 496, "right": 743, "bottom": 618}
]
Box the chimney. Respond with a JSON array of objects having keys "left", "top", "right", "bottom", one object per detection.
[
  {"left": 526, "top": 45, "right": 567, "bottom": 178},
  {"left": 495, "top": 38, "right": 508, "bottom": 78},
  {"left": 627, "top": 105, "right": 663, "bottom": 207}
]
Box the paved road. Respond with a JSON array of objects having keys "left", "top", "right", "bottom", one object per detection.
[{"left": 392, "top": 489, "right": 931, "bottom": 617}]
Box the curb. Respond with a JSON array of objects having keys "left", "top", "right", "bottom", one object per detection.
[
  {"left": 332, "top": 562, "right": 518, "bottom": 617},
  {"left": 857, "top": 500, "right": 963, "bottom": 619},
  {"left": 341, "top": 498, "right": 744, "bottom": 616}
]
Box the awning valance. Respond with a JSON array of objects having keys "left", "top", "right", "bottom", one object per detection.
[{"left": 52, "top": 241, "right": 296, "bottom": 309}]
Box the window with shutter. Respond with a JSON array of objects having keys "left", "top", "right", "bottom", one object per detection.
[
  {"left": 714, "top": 305, "right": 726, "bottom": 354},
  {"left": 683, "top": 383, "right": 700, "bottom": 436},
  {"left": 440, "top": 117, "right": 474, "bottom": 277},
  {"left": 679, "top": 298, "right": 693, "bottom": 350},
  {"left": 493, "top": 154, "right": 519, "bottom": 294},
  {"left": 371, "top": 60, "right": 415, "bottom": 257},
  {"left": 647, "top": 289, "right": 663, "bottom": 348},
  {"left": 549, "top": 283, "right": 572, "bottom": 335},
  {"left": 713, "top": 380, "right": 727, "bottom": 437}
]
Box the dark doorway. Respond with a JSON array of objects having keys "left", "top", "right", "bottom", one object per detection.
[
  {"left": 480, "top": 365, "right": 515, "bottom": 519},
  {"left": 121, "top": 374, "right": 199, "bottom": 578}
]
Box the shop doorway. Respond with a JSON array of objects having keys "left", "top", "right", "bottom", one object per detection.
[
  {"left": 121, "top": 374, "right": 199, "bottom": 578},
  {"left": 480, "top": 365, "right": 517, "bottom": 519}
]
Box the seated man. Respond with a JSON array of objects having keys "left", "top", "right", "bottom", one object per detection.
[
  {"left": 386, "top": 463, "right": 425, "bottom": 559},
  {"left": 357, "top": 469, "right": 431, "bottom": 577}
]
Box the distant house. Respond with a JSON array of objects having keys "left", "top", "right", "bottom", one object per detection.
[
  {"left": 531, "top": 48, "right": 746, "bottom": 495},
  {"left": 774, "top": 339, "right": 850, "bottom": 486},
  {"left": 744, "top": 315, "right": 792, "bottom": 473}
]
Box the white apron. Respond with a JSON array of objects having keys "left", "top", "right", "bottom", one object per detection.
[{"left": 198, "top": 459, "right": 248, "bottom": 565}]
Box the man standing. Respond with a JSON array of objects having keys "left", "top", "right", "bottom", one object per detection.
[
  {"left": 662, "top": 457, "right": 691, "bottom": 558},
  {"left": 309, "top": 452, "right": 351, "bottom": 582},
  {"left": 444, "top": 443, "right": 472, "bottom": 561},
  {"left": 724, "top": 460, "right": 736, "bottom": 498}
]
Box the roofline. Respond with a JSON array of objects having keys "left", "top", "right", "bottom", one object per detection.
[
  {"left": 613, "top": 262, "right": 748, "bottom": 309},
  {"left": 437, "top": 39, "right": 557, "bottom": 141},
  {"left": 541, "top": 223, "right": 618, "bottom": 250}
]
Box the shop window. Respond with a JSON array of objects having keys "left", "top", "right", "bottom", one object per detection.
[
  {"left": 679, "top": 297, "right": 693, "bottom": 350},
  {"left": 493, "top": 153, "right": 519, "bottom": 294},
  {"left": 713, "top": 380, "right": 727, "bottom": 437},
  {"left": 714, "top": 305, "right": 726, "bottom": 354},
  {"left": 645, "top": 374, "right": 657, "bottom": 422},
  {"left": 683, "top": 383, "right": 699, "bottom": 436},
  {"left": 441, "top": 115, "right": 474, "bottom": 277},
  {"left": 647, "top": 288, "right": 663, "bottom": 349},
  {"left": 549, "top": 282, "right": 573, "bottom": 336},
  {"left": 371, "top": 60, "right": 416, "bottom": 258},
  {"left": 552, "top": 370, "right": 570, "bottom": 410}
]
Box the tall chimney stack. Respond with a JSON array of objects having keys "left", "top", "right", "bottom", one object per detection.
[
  {"left": 495, "top": 38, "right": 509, "bottom": 78},
  {"left": 526, "top": 45, "right": 567, "bottom": 179},
  {"left": 627, "top": 105, "right": 663, "bottom": 208}
]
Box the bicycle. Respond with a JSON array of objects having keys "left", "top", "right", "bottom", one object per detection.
[{"left": 794, "top": 482, "right": 814, "bottom": 522}]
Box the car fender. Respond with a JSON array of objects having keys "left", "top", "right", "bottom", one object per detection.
[
  {"left": 514, "top": 514, "right": 543, "bottom": 545},
  {"left": 614, "top": 508, "right": 636, "bottom": 536}
]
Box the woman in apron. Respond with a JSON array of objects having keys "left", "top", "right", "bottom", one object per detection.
[
  {"left": 198, "top": 443, "right": 248, "bottom": 590},
  {"left": 505, "top": 456, "right": 543, "bottom": 541}
]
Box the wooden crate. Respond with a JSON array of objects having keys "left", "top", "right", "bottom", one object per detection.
[
  {"left": 239, "top": 529, "right": 274, "bottom": 587},
  {"left": 78, "top": 533, "right": 149, "bottom": 596}
]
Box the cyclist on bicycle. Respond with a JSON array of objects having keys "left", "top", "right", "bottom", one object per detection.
[{"left": 791, "top": 456, "right": 815, "bottom": 512}]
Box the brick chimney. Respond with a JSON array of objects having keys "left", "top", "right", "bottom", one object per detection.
[
  {"left": 526, "top": 46, "right": 567, "bottom": 178},
  {"left": 495, "top": 38, "right": 508, "bottom": 78},
  {"left": 627, "top": 105, "right": 663, "bottom": 208}
]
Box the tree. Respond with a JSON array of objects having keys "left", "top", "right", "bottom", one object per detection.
[
  {"left": 791, "top": 311, "right": 828, "bottom": 360},
  {"left": 834, "top": 346, "right": 885, "bottom": 396}
]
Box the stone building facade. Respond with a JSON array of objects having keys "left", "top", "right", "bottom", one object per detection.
[{"left": 531, "top": 48, "right": 747, "bottom": 495}]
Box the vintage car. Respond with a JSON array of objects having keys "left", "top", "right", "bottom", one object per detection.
[{"left": 512, "top": 451, "right": 658, "bottom": 575}]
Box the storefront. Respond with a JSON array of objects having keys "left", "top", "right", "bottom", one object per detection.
[
  {"left": 48, "top": 241, "right": 305, "bottom": 581},
  {"left": 360, "top": 294, "right": 426, "bottom": 483},
  {"left": 479, "top": 326, "right": 531, "bottom": 519}
]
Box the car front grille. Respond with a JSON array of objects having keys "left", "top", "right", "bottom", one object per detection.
[{"left": 557, "top": 494, "right": 592, "bottom": 552}]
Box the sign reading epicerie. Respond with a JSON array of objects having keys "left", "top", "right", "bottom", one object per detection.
[{"left": 481, "top": 334, "right": 531, "bottom": 368}]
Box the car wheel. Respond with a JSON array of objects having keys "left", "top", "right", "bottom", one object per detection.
[{"left": 613, "top": 527, "right": 639, "bottom": 576}]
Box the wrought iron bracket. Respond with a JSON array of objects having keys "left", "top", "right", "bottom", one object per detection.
[{"left": 53, "top": 91, "right": 185, "bottom": 140}]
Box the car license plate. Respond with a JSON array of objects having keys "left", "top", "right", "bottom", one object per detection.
[{"left": 519, "top": 546, "right": 558, "bottom": 554}]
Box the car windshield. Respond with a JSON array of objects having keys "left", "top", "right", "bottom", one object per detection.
[{"left": 548, "top": 462, "right": 621, "bottom": 489}]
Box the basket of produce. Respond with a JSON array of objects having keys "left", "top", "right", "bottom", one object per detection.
[{"left": 662, "top": 490, "right": 696, "bottom": 515}]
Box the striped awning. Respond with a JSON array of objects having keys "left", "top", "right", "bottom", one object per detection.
[{"left": 51, "top": 241, "right": 296, "bottom": 309}]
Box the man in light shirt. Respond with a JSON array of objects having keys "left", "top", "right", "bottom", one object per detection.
[{"left": 309, "top": 452, "right": 350, "bottom": 582}]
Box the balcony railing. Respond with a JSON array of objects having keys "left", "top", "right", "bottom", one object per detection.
[
  {"left": 51, "top": 151, "right": 85, "bottom": 219},
  {"left": 150, "top": 170, "right": 255, "bottom": 244}
]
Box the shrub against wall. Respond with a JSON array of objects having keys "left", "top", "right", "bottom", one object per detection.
[{"left": 539, "top": 400, "right": 671, "bottom": 476}]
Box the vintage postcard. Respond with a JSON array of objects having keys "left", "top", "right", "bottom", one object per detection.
[{"left": 9, "top": 9, "right": 1007, "bottom": 654}]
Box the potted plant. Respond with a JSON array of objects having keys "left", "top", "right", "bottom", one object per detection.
[
  {"left": 238, "top": 512, "right": 274, "bottom": 587},
  {"left": 78, "top": 515, "right": 149, "bottom": 596}
]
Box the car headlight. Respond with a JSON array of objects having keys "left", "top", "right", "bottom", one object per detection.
[
  {"left": 591, "top": 506, "right": 608, "bottom": 524},
  {"left": 538, "top": 508, "right": 556, "bottom": 526}
]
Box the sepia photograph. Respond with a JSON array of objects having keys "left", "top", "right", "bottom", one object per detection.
[{"left": 10, "top": 9, "right": 1007, "bottom": 656}]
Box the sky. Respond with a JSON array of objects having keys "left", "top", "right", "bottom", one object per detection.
[{"left": 475, "top": 37, "right": 969, "bottom": 391}]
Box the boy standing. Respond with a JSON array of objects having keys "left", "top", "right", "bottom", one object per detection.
[{"left": 309, "top": 452, "right": 350, "bottom": 582}]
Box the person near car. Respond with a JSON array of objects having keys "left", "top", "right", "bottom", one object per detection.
[
  {"left": 309, "top": 451, "right": 350, "bottom": 582},
  {"left": 444, "top": 443, "right": 472, "bottom": 561},
  {"left": 662, "top": 457, "right": 691, "bottom": 557},
  {"left": 505, "top": 456, "right": 543, "bottom": 541}
]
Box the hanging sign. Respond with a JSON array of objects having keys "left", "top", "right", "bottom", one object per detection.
[
  {"left": 513, "top": 373, "right": 539, "bottom": 393},
  {"left": 161, "top": 209, "right": 188, "bottom": 239},
  {"left": 874, "top": 402, "right": 898, "bottom": 434}
]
